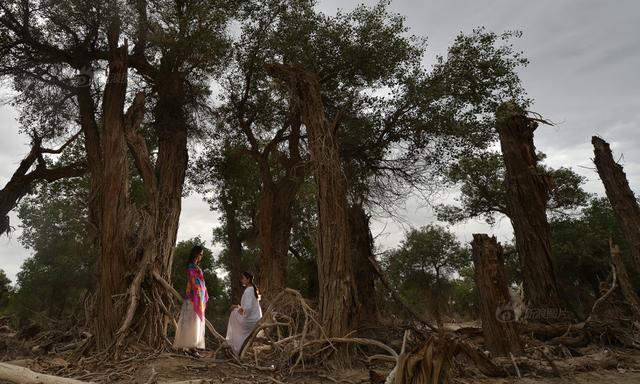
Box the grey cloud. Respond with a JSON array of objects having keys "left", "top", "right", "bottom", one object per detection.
[{"left": 1, "top": 0, "right": 639, "bottom": 281}]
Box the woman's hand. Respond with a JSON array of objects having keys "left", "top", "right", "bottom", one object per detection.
[{"left": 238, "top": 307, "right": 245, "bottom": 316}]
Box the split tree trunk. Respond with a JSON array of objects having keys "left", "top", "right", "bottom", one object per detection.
[
  {"left": 94, "top": 35, "right": 135, "bottom": 350},
  {"left": 471, "top": 234, "right": 522, "bottom": 357},
  {"left": 347, "top": 204, "right": 379, "bottom": 326},
  {"left": 112, "top": 70, "right": 191, "bottom": 349},
  {"left": 238, "top": 108, "right": 305, "bottom": 300},
  {"left": 266, "top": 63, "right": 358, "bottom": 366},
  {"left": 592, "top": 136, "right": 640, "bottom": 273},
  {"left": 92, "top": 29, "right": 188, "bottom": 351},
  {"left": 496, "top": 102, "right": 562, "bottom": 312}
]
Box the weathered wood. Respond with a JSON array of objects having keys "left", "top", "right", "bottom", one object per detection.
[
  {"left": 0, "top": 363, "right": 93, "bottom": 384},
  {"left": 471, "top": 234, "right": 522, "bottom": 356},
  {"left": 234, "top": 74, "right": 306, "bottom": 299},
  {"left": 592, "top": 136, "right": 640, "bottom": 273},
  {"left": 266, "top": 63, "right": 357, "bottom": 366},
  {"left": 609, "top": 242, "right": 640, "bottom": 318},
  {"left": 256, "top": 179, "right": 301, "bottom": 299},
  {"left": 347, "top": 203, "right": 379, "bottom": 326},
  {"left": 94, "top": 29, "right": 134, "bottom": 349},
  {"left": 496, "top": 102, "right": 562, "bottom": 311}
]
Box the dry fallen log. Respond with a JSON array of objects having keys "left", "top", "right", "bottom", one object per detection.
[{"left": 0, "top": 362, "right": 93, "bottom": 384}]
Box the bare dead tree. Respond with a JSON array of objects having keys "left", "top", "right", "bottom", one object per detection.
[{"left": 592, "top": 136, "right": 640, "bottom": 274}]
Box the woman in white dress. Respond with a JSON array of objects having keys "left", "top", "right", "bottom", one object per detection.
[
  {"left": 226, "top": 271, "right": 262, "bottom": 355},
  {"left": 173, "top": 245, "right": 209, "bottom": 357}
]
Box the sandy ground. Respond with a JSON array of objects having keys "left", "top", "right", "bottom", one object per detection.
[
  {"left": 2, "top": 350, "right": 640, "bottom": 384},
  {"left": 128, "top": 351, "right": 640, "bottom": 384}
]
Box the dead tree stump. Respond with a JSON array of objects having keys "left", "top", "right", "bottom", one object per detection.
[
  {"left": 471, "top": 234, "right": 522, "bottom": 357},
  {"left": 496, "top": 102, "right": 562, "bottom": 312},
  {"left": 592, "top": 136, "right": 640, "bottom": 273}
]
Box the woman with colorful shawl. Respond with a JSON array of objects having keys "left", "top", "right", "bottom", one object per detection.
[
  {"left": 225, "top": 271, "right": 262, "bottom": 356},
  {"left": 173, "top": 245, "right": 209, "bottom": 356}
]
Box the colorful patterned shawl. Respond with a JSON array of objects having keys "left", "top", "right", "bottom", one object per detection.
[{"left": 185, "top": 263, "right": 209, "bottom": 321}]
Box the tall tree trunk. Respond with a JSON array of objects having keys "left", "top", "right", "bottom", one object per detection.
[
  {"left": 471, "top": 234, "right": 522, "bottom": 357},
  {"left": 433, "top": 270, "right": 443, "bottom": 327},
  {"left": 123, "top": 70, "right": 189, "bottom": 346},
  {"left": 256, "top": 181, "right": 300, "bottom": 300},
  {"left": 94, "top": 35, "right": 134, "bottom": 350},
  {"left": 592, "top": 136, "right": 640, "bottom": 273},
  {"left": 153, "top": 72, "right": 188, "bottom": 283},
  {"left": 93, "top": 31, "right": 189, "bottom": 352},
  {"left": 266, "top": 64, "right": 357, "bottom": 366},
  {"left": 496, "top": 102, "right": 562, "bottom": 312},
  {"left": 222, "top": 195, "right": 244, "bottom": 303},
  {"left": 347, "top": 204, "right": 379, "bottom": 326},
  {"left": 76, "top": 85, "right": 104, "bottom": 240}
]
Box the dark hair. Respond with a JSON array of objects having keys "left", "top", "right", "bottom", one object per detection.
[
  {"left": 187, "top": 245, "right": 204, "bottom": 266},
  {"left": 243, "top": 271, "right": 260, "bottom": 300}
]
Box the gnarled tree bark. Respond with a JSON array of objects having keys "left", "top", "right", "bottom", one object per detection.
[
  {"left": 266, "top": 63, "right": 357, "bottom": 366},
  {"left": 496, "top": 102, "right": 562, "bottom": 312},
  {"left": 94, "top": 29, "right": 136, "bottom": 349},
  {"left": 236, "top": 96, "right": 306, "bottom": 299},
  {"left": 347, "top": 203, "right": 379, "bottom": 326},
  {"left": 592, "top": 136, "right": 640, "bottom": 274},
  {"left": 221, "top": 193, "right": 245, "bottom": 303},
  {"left": 471, "top": 234, "right": 522, "bottom": 357}
]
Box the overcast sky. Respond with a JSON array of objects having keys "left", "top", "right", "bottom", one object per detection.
[{"left": 1, "top": 0, "right": 639, "bottom": 283}]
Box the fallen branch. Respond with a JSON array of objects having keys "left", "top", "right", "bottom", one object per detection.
[
  {"left": 0, "top": 362, "right": 94, "bottom": 384},
  {"left": 368, "top": 256, "right": 438, "bottom": 331},
  {"left": 586, "top": 261, "right": 617, "bottom": 323}
]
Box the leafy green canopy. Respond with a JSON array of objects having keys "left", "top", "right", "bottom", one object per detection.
[
  {"left": 11, "top": 174, "right": 94, "bottom": 320},
  {"left": 436, "top": 151, "right": 591, "bottom": 225},
  {"left": 0, "top": 269, "right": 12, "bottom": 312},
  {"left": 382, "top": 225, "right": 470, "bottom": 320}
]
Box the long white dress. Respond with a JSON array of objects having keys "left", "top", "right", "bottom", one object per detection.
[
  {"left": 226, "top": 286, "right": 262, "bottom": 355},
  {"left": 173, "top": 299, "right": 206, "bottom": 349},
  {"left": 173, "top": 264, "right": 208, "bottom": 350}
]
